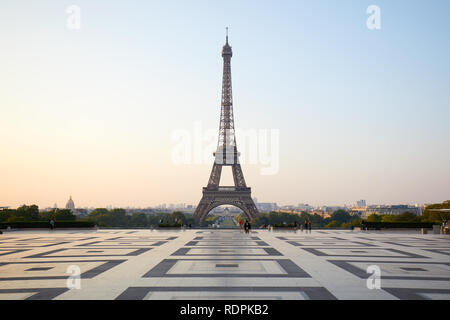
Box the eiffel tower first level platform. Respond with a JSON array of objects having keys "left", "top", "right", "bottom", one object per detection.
[{"left": 193, "top": 29, "right": 259, "bottom": 225}]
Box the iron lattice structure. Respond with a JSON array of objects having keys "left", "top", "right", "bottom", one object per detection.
[{"left": 193, "top": 31, "right": 259, "bottom": 225}]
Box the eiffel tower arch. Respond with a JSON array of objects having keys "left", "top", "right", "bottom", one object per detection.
[{"left": 194, "top": 29, "right": 259, "bottom": 225}]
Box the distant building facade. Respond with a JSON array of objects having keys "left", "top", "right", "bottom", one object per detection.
[
  {"left": 297, "top": 203, "right": 314, "bottom": 212},
  {"left": 256, "top": 203, "right": 278, "bottom": 212},
  {"left": 351, "top": 205, "right": 422, "bottom": 218},
  {"left": 65, "top": 196, "right": 75, "bottom": 211},
  {"left": 356, "top": 200, "right": 366, "bottom": 207}
]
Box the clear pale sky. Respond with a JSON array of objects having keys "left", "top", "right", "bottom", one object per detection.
[{"left": 1, "top": 0, "right": 449, "bottom": 209}]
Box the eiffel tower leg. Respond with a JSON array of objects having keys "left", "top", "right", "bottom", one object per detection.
[
  {"left": 193, "top": 195, "right": 213, "bottom": 225},
  {"left": 240, "top": 195, "right": 259, "bottom": 220}
]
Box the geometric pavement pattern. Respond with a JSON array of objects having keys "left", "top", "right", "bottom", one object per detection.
[{"left": 0, "top": 229, "right": 449, "bottom": 300}]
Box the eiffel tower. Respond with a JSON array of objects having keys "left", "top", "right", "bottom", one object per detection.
[{"left": 193, "top": 29, "right": 259, "bottom": 225}]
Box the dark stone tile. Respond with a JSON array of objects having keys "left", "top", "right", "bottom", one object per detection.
[
  {"left": 400, "top": 267, "right": 427, "bottom": 272},
  {"left": 26, "top": 267, "right": 53, "bottom": 271},
  {"left": 216, "top": 264, "right": 239, "bottom": 268}
]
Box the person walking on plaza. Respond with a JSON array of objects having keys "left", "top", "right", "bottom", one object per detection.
[
  {"left": 308, "top": 220, "right": 312, "bottom": 233},
  {"left": 294, "top": 221, "right": 298, "bottom": 231},
  {"left": 304, "top": 220, "right": 308, "bottom": 232},
  {"left": 49, "top": 218, "right": 55, "bottom": 230},
  {"left": 244, "top": 220, "right": 251, "bottom": 234},
  {"left": 239, "top": 218, "right": 243, "bottom": 231}
]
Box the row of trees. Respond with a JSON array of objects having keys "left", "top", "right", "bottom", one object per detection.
[
  {"left": 366, "top": 212, "right": 421, "bottom": 223},
  {"left": 249, "top": 210, "right": 362, "bottom": 229},
  {"left": 421, "top": 200, "right": 450, "bottom": 223},
  {"left": 0, "top": 206, "right": 195, "bottom": 228},
  {"left": 0, "top": 205, "right": 76, "bottom": 223},
  {"left": 243, "top": 201, "right": 449, "bottom": 229},
  {"left": 365, "top": 201, "right": 450, "bottom": 224},
  {"left": 86, "top": 209, "right": 194, "bottom": 228}
]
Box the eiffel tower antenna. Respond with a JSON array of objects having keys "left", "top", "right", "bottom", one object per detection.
[{"left": 193, "top": 33, "right": 259, "bottom": 226}]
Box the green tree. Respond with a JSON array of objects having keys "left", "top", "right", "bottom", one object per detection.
[
  {"left": 168, "top": 211, "right": 187, "bottom": 225},
  {"left": 325, "top": 220, "right": 341, "bottom": 228},
  {"left": 351, "top": 218, "right": 362, "bottom": 227},
  {"left": 15, "top": 205, "right": 39, "bottom": 221},
  {"left": 330, "top": 210, "right": 353, "bottom": 224},
  {"left": 341, "top": 222, "right": 352, "bottom": 228},
  {"left": 253, "top": 211, "right": 326, "bottom": 228},
  {"left": 148, "top": 213, "right": 168, "bottom": 226},
  {"left": 89, "top": 208, "right": 109, "bottom": 217},
  {"left": 422, "top": 200, "right": 450, "bottom": 223},
  {"left": 129, "top": 213, "right": 148, "bottom": 227},
  {"left": 54, "top": 209, "right": 76, "bottom": 221},
  {"left": 0, "top": 209, "right": 14, "bottom": 223},
  {"left": 205, "top": 215, "right": 218, "bottom": 224},
  {"left": 88, "top": 208, "right": 109, "bottom": 227},
  {"left": 87, "top": 208, "right": 129, "bottom": 227},
  {"left": 309, "top": 213, "right": 326, "bottom": 227},
  {"left": 253, "top": 213, "right": 269, "bottom": 227},
  {"left": 394, "top": 211, "right": 420, "bottom": 222},
  {"left": 366, "top": 213, "right": 382, "bottom": 222},
  {"left": 381, "top": 214, "right": 396, "bottom": 222},
  {"left": 39, "top": 210, "right": 52, "bottom": 220},
  {"left": 109, "top": 208, "right": 129, "bottom": 227},
  {"left": 184, "top": 213, "right": 195, "bottom": 226}
]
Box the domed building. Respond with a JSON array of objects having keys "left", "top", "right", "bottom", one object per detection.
[{"left": 65, "top": 196, "right": 75, "bottom": 211}]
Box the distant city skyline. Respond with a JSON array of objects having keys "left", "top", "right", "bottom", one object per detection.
[
  {"left": 4, "top": 195, "right": 441, "bottom": 211},
  {"left": 1, "top": 1, "right": 449, "bottom": 209}
]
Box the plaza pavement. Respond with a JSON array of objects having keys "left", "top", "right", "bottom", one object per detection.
[{"left": 0, "top": 228, "right": 449, "bottom": 300}]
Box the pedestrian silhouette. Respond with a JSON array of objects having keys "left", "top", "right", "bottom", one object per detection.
[{"left": 244, "top": 220, "right": 251, "bottom": 234}]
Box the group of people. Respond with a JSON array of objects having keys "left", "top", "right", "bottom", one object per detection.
[
  {"left": 238, "top": 219, "right": 312, "bottom": 234},
  {"left": 239, "top": 218, "right": 312, "bottom": 233},
  {"left": 238, "top": 219, "right": 252, "bottom": 234},
  {"left": 294, "top": 220, "right": 312, "bottom": 232}
]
